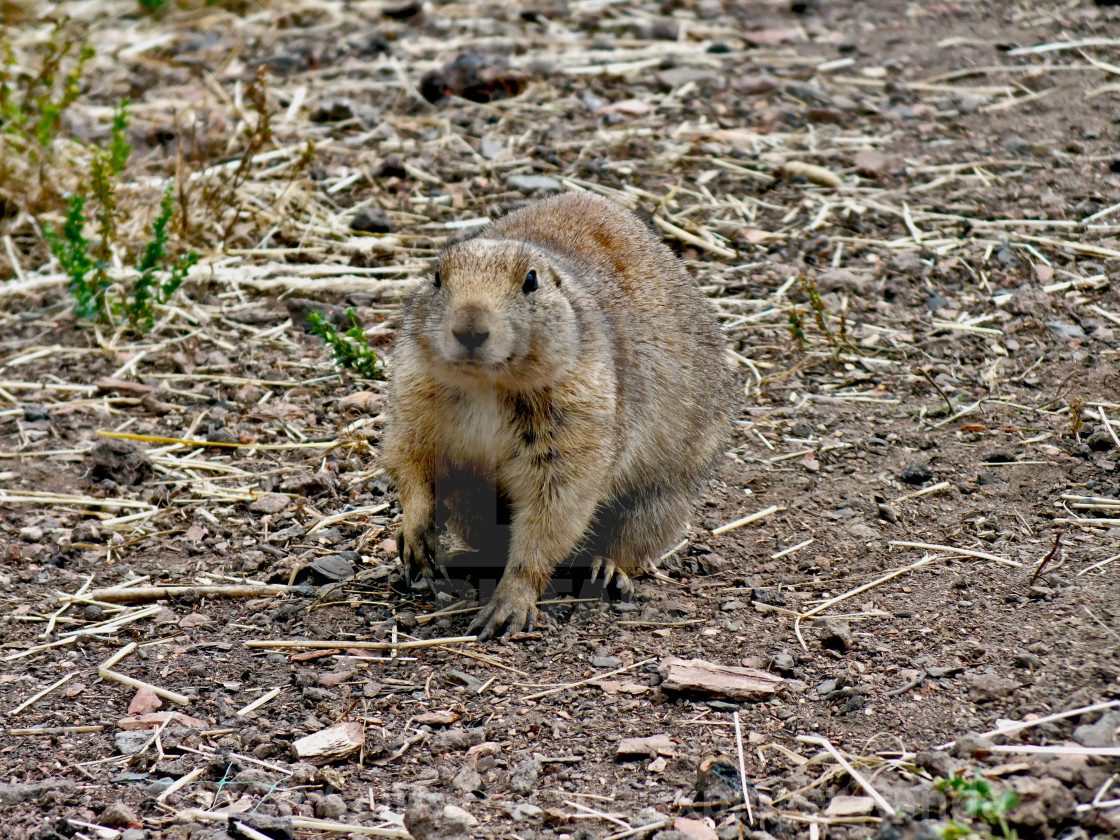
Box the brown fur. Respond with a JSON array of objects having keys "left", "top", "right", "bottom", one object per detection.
[{"left": 382, "top": 193, "right": 733, "bottom": 638}]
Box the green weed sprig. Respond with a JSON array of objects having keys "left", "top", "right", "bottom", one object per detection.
[
  {"left": 934, "top": 773, "right": 1019, "bottom": 840},
  {"left": 309, "top": 308, "right": 384, "bottom": 380},
  {"left": 126, "top": 186, "right": 200, "bottom": 329},
  {"left": 44, "top": 194, "right": 109, "bottom": 320},
  {"left": 0, "top": 26, "right": 93, "bottom": 152}
]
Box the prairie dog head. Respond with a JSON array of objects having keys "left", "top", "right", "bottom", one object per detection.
[{"left": 404, "top": 239, "right": 579, "bottom": 388}]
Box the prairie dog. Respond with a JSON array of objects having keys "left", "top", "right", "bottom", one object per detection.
[{"left": 383, "top": 192, "right": 733, "bottom": 639}]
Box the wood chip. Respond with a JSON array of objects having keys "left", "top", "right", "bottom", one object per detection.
[
  {"left": 657, "top": 657, "right": 783, "bottom": 701},
  {"left": 293, "top": 721, "right": 365, "bottom": 764}
]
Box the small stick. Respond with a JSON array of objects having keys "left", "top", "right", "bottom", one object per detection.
[
  {"left": 80, "top": 584, "right": 294, "bottom": 604},
  {"left": 236, "top": 687, "right": 282, "bottom": 716},
  {"left": 7, "top": 673, "right": 76, "bottom": 716},
  {"left": 1029, "top": 529, "right": 1063, "bottom": 584},
  {"left": 893, "top": 480, "right": 951, "bottom": 504},
  {"left": 521, "top": 658, "right": 656, "bottom": 702},
  {"left": 712, "top": 505, "right": 785, "bottom": 535},
  {"left": 438, "top": 646, "right": 531, "bottom": 677},
  {"left": 793, "top": 555, "right": 938, "bottom": 650},
  {"left": 936, "top": 699, "right": 1120, "bottom": 749},
  {"left": 889, "top": 540, "right": 1022, "bottom": 568},
  {"left": 563, "top": 800, "right": 631, "bottom": 828},
  {"left": 1078, "top": 553, "right": 1120, "bottom": 575},
  {"left": 604, "top": 821, "right": 671, "bottom": 840},
  {"left": 9, "top": 725, "right": 105, "bottom": 736},
  {"left": 98, "top": 643, "right": 190, "bottom": 706},
  {"left": 796, "top": 735, "right": 896, "bottom": 817},
  {"left": 771, "top": 538, "right": 813, "bottom": 559},
  {"left": 181, "top": 809, "right": 410, "bottom": 838},
  {"left": 230, "top": 822, "right": 275, "bottom": 840},
  {"left": 651, "top": 215, "right": 737, "bottom": 259},
  {"left": 246, "top": 635, "right": 477, "bottom": 651},
  {"left": 157, "top": 765, "right": 206, "bottom": 803},
  {"left": 986, "top": 745, "right": 1120, "bottom": 758},
  {"left": 1098, "top": 406, "right": 1120, "bottom": 450},
  {"left": 733, "top": 711, "right": 754, "bottom": 825}
]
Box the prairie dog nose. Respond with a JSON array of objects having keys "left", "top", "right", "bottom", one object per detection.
[{"left": 453, "top": 326, "right": 490, "bottom": 351}]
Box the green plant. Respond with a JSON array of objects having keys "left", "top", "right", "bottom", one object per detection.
[
  {"left": 934, "top": 773, "right": 1019, "bottom": 840},
  {"left": 125, "top": 186, "right": 200, "bottom": 329},
  {"left": 0, "top": 26, "right": 93, "bottom": 152},
  {"left": 137, "top": 0, "right": 169, "bottom": 12},
  {"left": 309, "top": 308, "right": 384, "bottom": 380},
  {"left": 45, "top": 183, "right": 198, "bottom": 328},
  {"left": 44, "top": 193, "right": 108, "bottom": 320},
  {"left": 109, "top": 99, "right": 131, "bottom": 174},
  {"left": 787, "top": 306, "right": 806, "bottom": 351}
]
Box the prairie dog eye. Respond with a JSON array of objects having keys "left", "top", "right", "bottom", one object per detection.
[
  {"left": 522, "top": 269, "right": 538, "bottom": 294},
  {"left": 433, "top": 268, "right": 441, "bottom": 288}
]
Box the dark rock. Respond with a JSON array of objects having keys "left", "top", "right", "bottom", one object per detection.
[
  {"left": 983, "top": 451, "right": 1015, "bottom": 464},
  {"left": 753, "top": 588, "right": 786, "bottom": 607},
  {"left": 0, "top": 780, "right": 75, "bottom": 807},
  {"left": 405, "top": 789, "right": 474, "bottom": 839},
  {"left": 506, "top": 174, "right": 562, "bottom": 193},
  {"left": 420, "top": 52, "right": 526, "bottom": 104},
  {"left": 789, "top": 421, "right": 814, "bottom": 438},
  {"left": 229, "top": 813, "right": 295, "bottom": 840},
  {"left": 1045, "top": 321, "right": 1087, "bottom": 340},
  {"left": 913, "top": 750, "right": 955, "bottom": 778},
  {"left": 100, "top": 802, "right": 140, "bottom": 829},
  {"left": 1087, "top": 428, "right": 1116, "bottom": 451},
  {"left": 1006, "top": 777, "right": 1075, "bottom": 831},
  {"left": 900, "top": 464, "right": 933, "bottom": 485},
  {"left": 694, "top": 755, "right": 745, "bottom": 806},
  {"left": 347, "top": 31, "right": 391, "bottom": 57},
  {"left": 1011, "top": 652, "right": 1042, "bottom": 670},
  {"left": 315, "top": 794, "right": 347, "bottom": 819},
  {"left": 508, "top": 758, "right": 541, "bottom": 796},
  {"left": 383, "top": 0, "right": 422, "bottom": 19},
  {"left": 814, "top": 618, "right": 853, "bottom": 651},
  {"left": 771, "top": 653, "right": 796, "bottom": 675},
  {"left": 964, "top": 672, "right": 1018, "bottom": 702},
  {"left": 23, "top": 404, "right": 49, "bottom": 421},
  {"left": 950, "top": 733, "right": 995, "bottom": 759},
  {"left": 1072, "top": 710, "right": 1120, "bottom": 747},
  {"left": 307, "top": 554, "right": 357, "bottom": 583},
  {"left": 309, "top": 98, "right": 379, "bottom": 126},
  {"left": 351, "top": 207, "right": 393, "bottom": 234},
  {"left": 90, "top": 438, "right": 153, "bottom": 486}
]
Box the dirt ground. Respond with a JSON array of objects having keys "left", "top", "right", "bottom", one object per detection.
[{"left": 2, "top": 1, "right": 1120, "bottom": 839}]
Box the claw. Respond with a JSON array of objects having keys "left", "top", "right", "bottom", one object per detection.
[
  {"left": 616, "top": 570, "right": 634, "bottom": 596},
  {"left": 468, "top": 585, "right": 538, "bottom": 641},
  {"left": 590, "top": 556, "right": 617, "bottom": 586},
  {"left": 398, "top": 524, "right": 444, "bottom": 592}
]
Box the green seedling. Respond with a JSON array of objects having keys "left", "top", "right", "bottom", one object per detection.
[
  {"left": 934, "top": 773, "right": 1020, "bottom": 840},
  {"left": 109, "top": 99, "right": 131, "bottom": 174},
  {"left": 787, "top": 306, "right": 806, "bottom": 352},
  {"left": 126, "top": 186, "right": 200, "bottom": 330},
  {"left": 309, "top": 308, "right": 384, "bottom": 380},
  {"left": 0, "top": 27, "right": 93, "bottom": 151},
  {"left": 46, "top": 184, "right": 198, "bottom": 328},
  {"left": 44, "top": 193, "right": 109, "bottom": 320}
]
